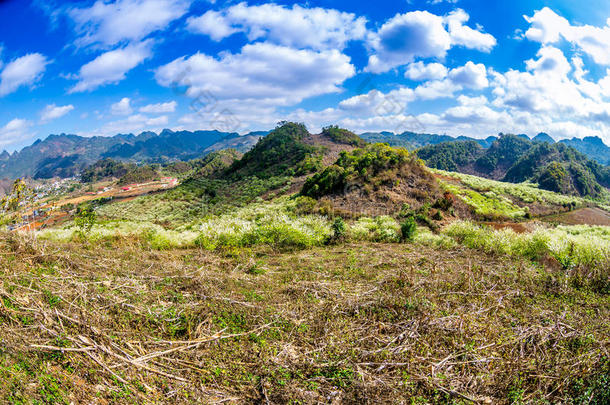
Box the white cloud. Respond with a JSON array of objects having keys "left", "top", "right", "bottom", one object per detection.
[
  {"left": 366, "top": 9, "right": 495, "bottom": 73},
  {"left": 523, "top": 7, "right": 570, "bottom": 44},
  {"left": 69, "top": 40, "right": 153, "bottom": 93},
  {"left": 412, "top": 61, "right": 488, "bottom": 99},
  {"left": 445, "top": 9, "right": 496, "bottom": 52},
  {"left": 524, "top": 7, "right": 610, "bottom": 65},
  {"left": 187, "top": 10, "right": 238, "bottom": 41},
  {"left": 40, "top": 104, "right": 75, "bottom": 122},
  {"left": 139, "top": 101, "right": 177, "bottom": 113},
  {"left": 525, "top": 46, "right": 571, "bottom": 77},
  {"left": 187, "top": 3, "right": 367, "bottom": 50},
  {"left": 366, "top": 11, "right": 451, "bottom": 73},
  {"left": 67, "top": 0, "right": 190, "bottom": 48},
  {"left": 0, "top": 53, "right": 49, "bottom": 96},
  {"left": 155, "top": 42, "right": 355, "bottom": 106},
  {"left": 0, "top": 118, "right": 32, "bottom": 147},
  {"left": 111, "top": 98, "right": 133, "bottom": 115},
  {"left": 448, "top": 61, "right": 488, "bottom": 89},
  {"left": 405, "top": 61, "right": 448, "bottom": 81},
  {"left": 339, "top": 88, "right": 416, "bottom": 116}
]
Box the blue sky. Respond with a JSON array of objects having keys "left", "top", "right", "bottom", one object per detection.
[{"left": 2, "top": 0, "right": 610, "bottom": 151}]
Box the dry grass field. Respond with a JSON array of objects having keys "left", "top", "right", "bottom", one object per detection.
[{"left": 1, "top": 233, "right": 608, "bottom": 404}]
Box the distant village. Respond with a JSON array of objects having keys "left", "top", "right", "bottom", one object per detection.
[{"left": 8, "top": 176, "right": 178, "bottom": 232}]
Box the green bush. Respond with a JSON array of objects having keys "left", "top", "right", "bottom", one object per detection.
[
  {"left": 400, "top": 217, "right": 417, "bottom": 242},
  {"left": 330, "top": 217, "right": 346, "bottom": 243}
]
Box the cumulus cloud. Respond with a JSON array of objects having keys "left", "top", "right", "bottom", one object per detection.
[
  {"left": 139, "top": 101, "right": 177, "bottom": 113},
  {"left": 0, "top": 53, "right": 49, "bottom": 96},
  {"left": 111, "top": 98, "right": 133, "bottom": 115},
  {"left": 448, "top": 61, "right": 488, "bottom": 89},
  {"left": 366, "top": 11, "right": 451, "bottom": 73},
  {"left": 155, "top": 42, "right": 355, "bottom": 106},
  {"left": 40, "top": 104, "right": 74, "bottom": 122},
  {"left": 405, "top": 62, "right": 448, "bottom": 81},
  {"left": 67, "top": 0, "right": 190, "bottom": 48},
  {"left": 69, "top": 40, "right": 153, "bottom": 93},
  {"left": 187, "top": 3, "right": 367, "bottom": 50},
  {"left": 524, "top": 7, "right": 610, "bottom": 65},
  {"left": 339, "top": 88, "right": 416, "bottom": 116},
  {"left": 0, "top": 118, "right": 32, "bottom": 147},
  {"left": 366, "top": 9, "right": 495, "bottom": 73},
  {"left": 445, "top": 9, "right": 496, "bottom": 51},
  {"left": 413, "top": 61, "right": 488, "bottom": 99}
]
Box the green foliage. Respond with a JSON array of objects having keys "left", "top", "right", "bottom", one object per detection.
[
  {"left": 229, "top": 122, "right": 320, "bottom": 178},
  {"left": 330, "top": 217, "right": 346, "bottom": 242},
  {"left": 190, "top": 149, "right": 242, "bottom": 178},
  {"left": 118, "top": 165, "right": 160, "bottom": 185},
  {"left": 400, "top": 216, "right": 417, "bottom": 242},
  {"left": 322, "top": 126, "right": 366, "bottom": 147},
  {"left": 80, "top": 159, "right": 132, "bottom": 183},
  {"left": 1, "top": 179, "right": 28, "bottom": 212},
  {"left": 349, "top": 216, "right": 401, "bottom": 242},
  {"left": 417, "top": 140, "right": 483, "bottom": 171},
  {"left": 442, "top": 221, "right": 610, "bottom": 291},
  {"left": 74, "top": 204, "right": 96, "bottom": 235},
  {"left": 475, "top": 134, "right": 532, "bottom": 174},
  {"left": 302, "top": 143, "right": 412, "bottom": 198},
  {"left": 420, "top": 135, "right": 609, "bottom": 198},
  {"left": 432, "top": 169, "right": 592, "bottom": 219}
]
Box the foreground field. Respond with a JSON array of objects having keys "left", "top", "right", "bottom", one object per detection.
[{"left": 1, "top": 234, "right": 608, "bottom": 404}]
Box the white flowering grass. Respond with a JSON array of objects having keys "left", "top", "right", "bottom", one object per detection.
[
  {"left": 349, "top": 216, "right": 401, "bottom": 242},
  {"left": 443, "top": 221, "right": 610, "bottom": 270},
  {"left": 37, "top": 220, "right": 199, "bottom": 249}
]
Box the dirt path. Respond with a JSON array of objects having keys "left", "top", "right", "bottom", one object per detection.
[{"left": 543, "top": 207, "right": 610, "bottom": 226}]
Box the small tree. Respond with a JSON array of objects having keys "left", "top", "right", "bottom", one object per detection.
[
  {"left": 327, "top": 217, "right": 346, "bottom": 244},
  {"left": 74, "top": 204, "right": 96, "bottom": 236},
  {"left": 1, "top": 178, "right": 27, "bottom": 212}
]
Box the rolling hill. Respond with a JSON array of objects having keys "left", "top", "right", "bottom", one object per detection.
[{"left": 417, "top": 135, "right": 610, "bottom": 197}]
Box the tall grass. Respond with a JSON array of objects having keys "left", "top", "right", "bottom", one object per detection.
[
  {"left": 37, "top": 220, "right": 200, "bottom": 249},
  {"left": 193, "top": 199, "right": 331, "bottom": 249},
  {"left": 441, "top": 221, "right": 609, "bottom": 292}
]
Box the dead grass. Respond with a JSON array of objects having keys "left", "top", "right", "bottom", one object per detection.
[{"left": 0, "top": 233, "right": 608, "bottom": 404}]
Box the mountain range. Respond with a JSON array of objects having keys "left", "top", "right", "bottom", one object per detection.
[
  {"left": 1, "top": 128, "right": 609, "bottom": 180},
  {"left": 0, "top": 130, "right": 266, "bottom": 179}
]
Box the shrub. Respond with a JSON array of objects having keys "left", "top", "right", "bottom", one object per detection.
[
  {"left": 331, "top": 217, "right": 346, "bottom": 242},
  {"left": 400, "top": 216, "right": 417, "bottom": 242}
]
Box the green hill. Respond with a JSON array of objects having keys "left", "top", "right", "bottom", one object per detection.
[
  {"left": 227, "top": 122, "right": 322, "bottom": 179},
  {"left": 418, "top": 135, "right": 610, "bottom": 198}
]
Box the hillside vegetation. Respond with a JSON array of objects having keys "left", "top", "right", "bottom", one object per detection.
[{"left": 418, "top": 135, "right": 610, "bottom": 198}]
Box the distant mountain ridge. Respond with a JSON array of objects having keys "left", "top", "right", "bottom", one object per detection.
[
  {"left": 0, "top": 129, "right": 263, "bottom": 179},
  {"left": 360, "top": 131, "right": 610, "bottom": 165},
  {"left": 2, "top": 127, "right": 609, "bottom": 180}
]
